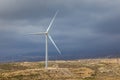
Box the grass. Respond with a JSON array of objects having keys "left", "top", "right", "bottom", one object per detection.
[{"left": 0, "top": 58, "right": 120, "bottom": 80}]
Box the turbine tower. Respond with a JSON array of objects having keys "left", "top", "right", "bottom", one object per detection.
[{"left": 29, "top": 11, "right": 61, "bottom": 68}]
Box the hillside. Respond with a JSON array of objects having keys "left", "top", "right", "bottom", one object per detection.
[{"left": 0, "top": 58, "right": 120, "bottom": 80}]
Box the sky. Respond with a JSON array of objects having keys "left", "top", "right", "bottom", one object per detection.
[{"left": 0, "top": 0, "right": 120, "bottom": 61}]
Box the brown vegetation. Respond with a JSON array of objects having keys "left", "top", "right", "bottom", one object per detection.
[{"left": 0, "top": 58, "right": 120, "bottom": 80}]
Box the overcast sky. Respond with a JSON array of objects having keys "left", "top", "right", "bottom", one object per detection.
[{"left": 0, "top": 0, "right": 120, "bottom": 61}]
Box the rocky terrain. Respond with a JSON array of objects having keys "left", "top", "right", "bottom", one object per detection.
[{"left": 0, "top": 58, "right": 120, "bottom": 80}]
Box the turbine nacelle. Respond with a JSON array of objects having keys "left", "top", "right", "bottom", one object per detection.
[{"left": 45, "top": 32, "right": 48, "bottom": 35}]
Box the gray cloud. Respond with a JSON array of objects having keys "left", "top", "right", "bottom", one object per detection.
[
  {"left": 0, "top": 0, "right": 120, "bottom": 61},
  {"left": 94, "top": 15, "right": 120, "bottom": 35}
]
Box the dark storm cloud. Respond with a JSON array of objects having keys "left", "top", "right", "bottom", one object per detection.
[
  {"left": 0, "top": 0, "right": 49, "bottom": 20},
  {"left": 0, "top": 0, "right": 116, "bottom": 20},
  {"left": 0, "top": 0, "right": 120, "bottom": 61},
  {"left": 94, "top": 15, "right": 120, "bottom": 35},
  {"left": 0, "top": 31, "right": 39, "bottom": 52},
  {"left": 0, "top": 0, "right": 70, "bottom": 20}
]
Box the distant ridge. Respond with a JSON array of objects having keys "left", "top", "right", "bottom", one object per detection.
[{"left": 0, "top": 52, "right": 120, "bottom": 62}]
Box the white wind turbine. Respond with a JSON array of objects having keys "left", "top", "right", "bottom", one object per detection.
[{"left": 29, "top": 11, "right": 61, "bottom": 68}]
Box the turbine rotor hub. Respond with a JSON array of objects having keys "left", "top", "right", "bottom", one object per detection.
[{"left": 45, "top": 32, "right": 48, "bottom": 35}]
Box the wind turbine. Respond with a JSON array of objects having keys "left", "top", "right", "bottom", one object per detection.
[{"left": 29, "top": 11, "right": 61, "bottom": 68}]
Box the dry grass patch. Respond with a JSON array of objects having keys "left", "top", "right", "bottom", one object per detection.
[{"left": 0, "top": 58, "right": 120, "bottom": 80}]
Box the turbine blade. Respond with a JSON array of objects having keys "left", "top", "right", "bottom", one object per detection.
[
  {"left": 28, "top": 32, "right": 45, "bottom": 35},
  {"left": 48, "top": 34, "right": 61, "bottom": 55},
  {"left": 46, "top": 10, "right": 59, "bottom": 32}
]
